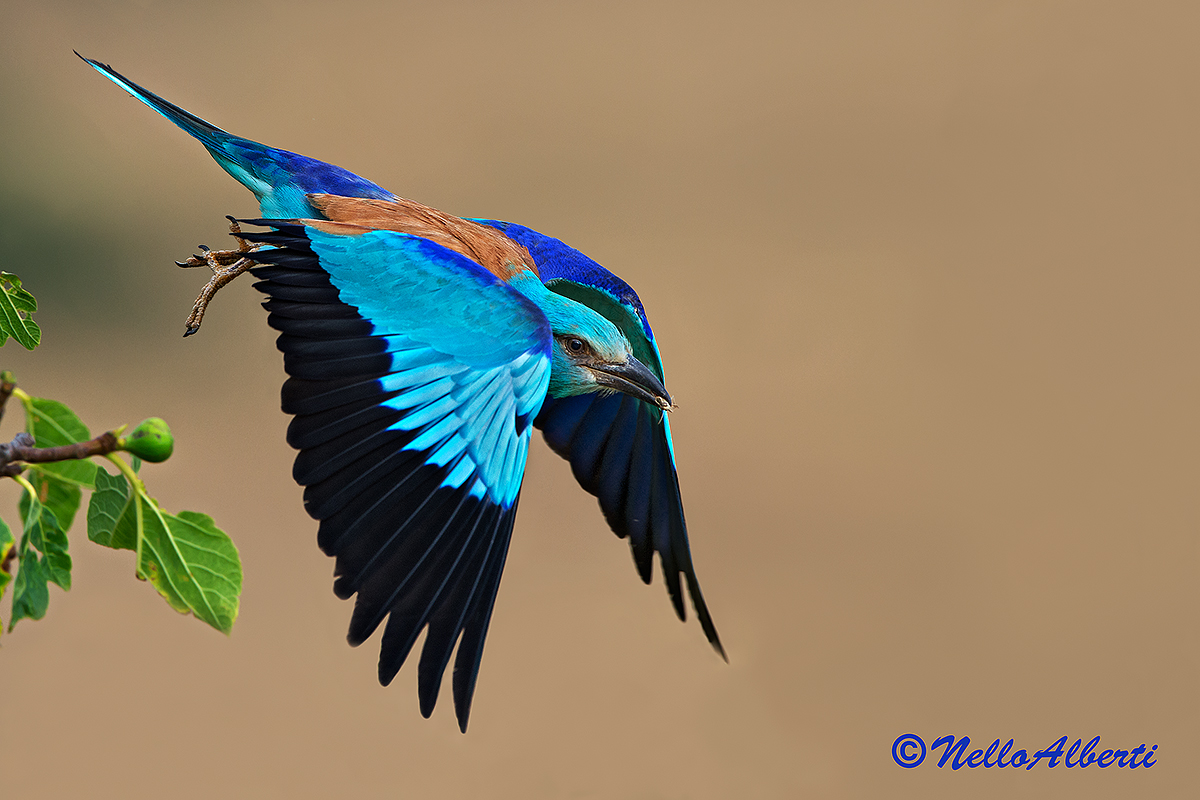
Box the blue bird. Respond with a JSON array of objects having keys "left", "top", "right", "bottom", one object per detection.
[{"left": 81, "top": 55, "right": 724, "bottom": 731}]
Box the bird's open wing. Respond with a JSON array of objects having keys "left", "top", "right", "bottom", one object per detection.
[
  {"left": 535, "top": 282, "right": 726, "bottom": 660},
  {"left": 240, "top": 221, "right": 552, "bottom": 731},
  {"left": 472, "top": 220, "right": 725, "bottom": 658}
]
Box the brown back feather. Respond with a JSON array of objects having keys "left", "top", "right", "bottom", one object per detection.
[{"left": 303, "top": 194, "right": 537, "bottom": 280}]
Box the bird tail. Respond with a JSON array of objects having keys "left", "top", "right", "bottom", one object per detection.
[
  {"left": 78, "top": 52, "right": 236, "bottom": 153},
  {"left": 77, "top": 52, "right": 293, "bottom": 211},
  {"left": 79, "top": 53, "right": 396, "bottom": 218}
]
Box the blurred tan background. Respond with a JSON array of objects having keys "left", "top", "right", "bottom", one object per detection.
[{"left": 1, "top": 1, "right": 1196, "bottom": 797}]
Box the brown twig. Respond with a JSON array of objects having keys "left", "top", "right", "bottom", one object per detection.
[
  {"left": 0, "top": 431, "right": 120, "bottom": 478},
  {"left": 0, "top": 371, "right": 16, "bottom": 428}
]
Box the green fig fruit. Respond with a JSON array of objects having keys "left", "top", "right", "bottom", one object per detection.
[{"left": 118, "top": 417, "right": 174, "bottom": 463}]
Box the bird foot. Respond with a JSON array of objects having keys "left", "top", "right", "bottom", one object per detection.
[{"left": 178, "top": 216, "right": 260, "bottom": 337}]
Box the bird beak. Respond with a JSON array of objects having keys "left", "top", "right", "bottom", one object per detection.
[{"left": 589, "top": 355, "right": 675, "bottom": 411}]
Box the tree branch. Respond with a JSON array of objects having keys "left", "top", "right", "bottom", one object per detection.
[
  {"left": 0, "top": 371, "right": 15, "bottom": 428},
  {"left": 0, "top": 431, "right": 120, "bottom": 478}
]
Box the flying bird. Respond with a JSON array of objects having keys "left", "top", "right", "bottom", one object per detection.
[{"left": 81, "top": 54, "right": 724, "bottom": 731}]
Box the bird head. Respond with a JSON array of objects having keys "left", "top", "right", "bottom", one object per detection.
[
  {"left": 510, "top": 273, "right": 673, "bottom": 410},
  {"left": 550, "top": 330, "right": 674, "bottom": 411}
]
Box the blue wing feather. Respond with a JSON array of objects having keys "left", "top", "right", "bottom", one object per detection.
[
  {"left": 241, "top": 221, "right": 551, "bottom": 730},
  {"left": 490, "top": 223, "right": 726, "bottom": 657}
]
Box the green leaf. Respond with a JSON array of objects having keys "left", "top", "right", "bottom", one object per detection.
[
  {"left": 9, "top": 490, "right": 71, "bottom": 630},
  {"left": 150, "top": 508, "right": 241, "bottom": 634},
  {"left": 87, "top": 467, "right": 241, "bottom": 633},
  {"left": 25, "top": 396, "right": 94, "bottom": 458},
  {"left": 87, "top": 467, "right": 136, "bottom": 550},
  {"left": 0, "top": 272, "right": 40, "bottom": 350},
  {"left": 1, "top": 273, "right": 37, "bottom": 313},
  {"left": 10, "top": 557, "right": 48, "bottom": 628},
  {"left": 20, "top": 470, "right": 83, "bottom": 532},
  {"left": 20, "top": 396, "right": 98, "bottom": 529},
  {"left": 0, "top": 517, "right": 14, "bottom": 633},
  {"left": 27, "top": 497, "right": 71, "bottom": 590},
  {"left": 22, "top": 397, "right": 97, "bottom": 529}
]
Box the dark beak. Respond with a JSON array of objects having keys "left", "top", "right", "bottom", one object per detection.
[{"left": 589, "top": 355, "right": 675, "bottom": 411}]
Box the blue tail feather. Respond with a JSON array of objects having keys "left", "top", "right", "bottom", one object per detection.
[{"left": 78, "top": 53, "right": 395, "bottom": 217}]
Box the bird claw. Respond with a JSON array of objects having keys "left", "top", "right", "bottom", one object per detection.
[{"left": 178, "top": 217, "right": 261, "bottom": 336}]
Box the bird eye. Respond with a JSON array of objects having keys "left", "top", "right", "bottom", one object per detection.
[{"left": 556, "top": 335, "right": 590, "bottom": 356}]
